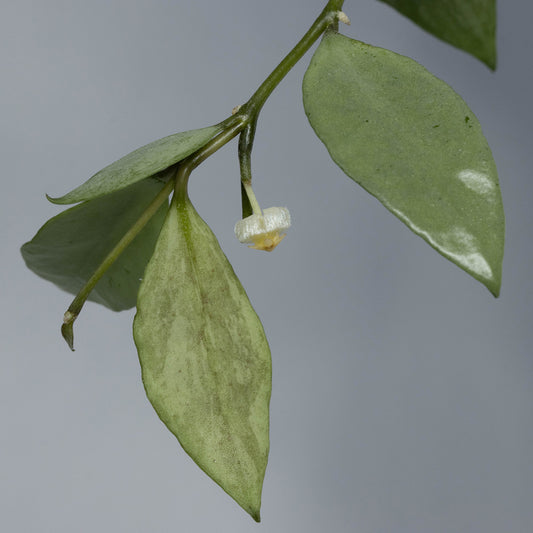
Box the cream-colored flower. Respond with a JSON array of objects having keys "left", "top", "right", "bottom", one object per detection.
[{"left": 234, "top": 207, "right": 291, "bottom": 252}]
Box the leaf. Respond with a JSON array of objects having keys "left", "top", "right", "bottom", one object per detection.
[
  {"left": 48, "top": 124, "right": 222, "bottom": 204},
  {"left": 378, "top": 0, "right": 496, "bottom": 69},
  {"left": 303, "top": 32, "right": 504, "bottom": 296},
  {"left": 133, "top": 193, "right": 271, "bottom": 521},
  {"left": 21, "top": 177, "right": 169, "bottom": 311}
]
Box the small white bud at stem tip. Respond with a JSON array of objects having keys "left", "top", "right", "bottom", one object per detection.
[
  {"left": 63, "top": 311, "right": 75, "bottom": 324},
  {"left": 337, "top": 11, "right": 351, "bottom": 25}
]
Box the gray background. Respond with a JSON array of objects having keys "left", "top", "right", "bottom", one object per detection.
[{"left": 2, "top": 1, "right": 532, "bottom": 532}]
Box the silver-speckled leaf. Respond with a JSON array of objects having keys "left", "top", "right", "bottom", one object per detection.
[
  {"left": 21, "top": 178, "right": 168, "bottom": 310},
  {"left": 133, "top": 193, "right": 271, "bottom": 521},
  {"left": 48, "top": 125, "right": 222, "bottom": 204}
]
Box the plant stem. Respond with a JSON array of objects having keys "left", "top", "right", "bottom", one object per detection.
[
  {"left": 187, "top": 115, "right": 247, "bottom": 172},
  {"left": 242, "top": 180, "right": 263, "bottom": 216},
  {"left": 170, "top": 0, "right": 346, "bottom": 186},
  {"left": 61, "top": 1, "right": 347, "bottom": 345},
  {"left": 243, "top": 0, "right": 344, "bottom": 118},
  {"left": 238, "top": 121, "right": 257, "bottom": 184},
  {"left": 61, "top": 177, "right": 175, "bottom": 350},
  {"left": 235, "top": 0, "right": 345, "bottom": 185}
]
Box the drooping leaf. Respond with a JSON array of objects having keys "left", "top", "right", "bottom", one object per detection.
[
  {"left": 133, "top": 193, "right": 271, "bottom": 521},
  {"left": 303, "top": 32, "right": 504, "bottom": 296},
  {"left": 378, "top": 0, "right": 496, "bottom": 69},
  {"left": 21, "top": 177, "right": 169, "bottom": 311},
  {"left": 48, "top": 124, "right": 222, "bottom": 204}
]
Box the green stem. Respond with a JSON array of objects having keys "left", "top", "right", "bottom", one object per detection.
[
  {"left": 238, "top": 121, "right": 257, "bottom": 217},
  {"left": 243, "top": 0, "right": 344, "bottom": 118},
  {"left": 172, "top": 115, "right": 247, "bottom": 204},
  {"left": 235, "top": 0, "right": 345, "bottom": 187},
  {"left": 61, "top": 1, "right": 346, "bottom": 346},
  {"left": 238, "top": 121, "right": 257, "bottom": 184},
  {"left": 62, "top": 110, "right": 245, "bottom": 350},
  {"left": 187, "top": 115, "right": 247, "bottom": 172},
  {"left": 242, "top": 180, "right": 263, "bottom": 216},
  {"left": 61, "top": 177, "right": 175, "bottom": 350}
]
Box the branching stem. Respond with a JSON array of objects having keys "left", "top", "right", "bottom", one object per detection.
[
  {"left": 236, "top": 0, "right": 345, "bottom": 184},
  {"left": 243, "top": 0, "right": 344, "bottom": 119},
  {"left": 61, "top": 1, "right": 346, "bottom": 348},
  {"left": 61, "top": 178, "right": 175, "bottom": 350}
]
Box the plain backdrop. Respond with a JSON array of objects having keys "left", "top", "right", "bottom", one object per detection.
[{"left": 2, "top": 1, "right": 532, "bottom": 532}]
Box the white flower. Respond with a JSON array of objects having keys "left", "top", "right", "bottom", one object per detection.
[{"left": 234, "top": 207, "right": 291, "bottom": 252}]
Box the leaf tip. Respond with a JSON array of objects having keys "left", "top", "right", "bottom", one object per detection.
[
  {"left": 239, "top": 485, "right": 264, "bottom": 522},
  {"left": 479, "top": 52, "right": 496, "bottom": 71},
  {"left": 474, "top": 268, "right": 501, "bottom": 298},
  {"left": 481, "top": 259, "right": 502, "bottom": 298},
  {"left": 61, "top": 311, "right": 77, "bottom": 351},
  {"left": 488, "top": 281, "right": 501, "bottom": 299},
  {"left": 250, "top": 508, "right": 261, "bottom": 523},
  {"left": 46, "top": 193, "right": 66, "bottom": 205}
]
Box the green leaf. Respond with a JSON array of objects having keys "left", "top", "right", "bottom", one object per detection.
[
  {"left": 21, "top": 178, "right": 169, "bottom": 311},
  {"left": 303, "top": 32, "right": 504, "bottom": 296},
  {"left": 378, "top": 0, "right": 496, "bottom": 69},
  {"left": 48, "top": 125, "right": 222, "bottom": 204},
  {"left": 133, "top": 193, "right": 271, "bottom": 521}
]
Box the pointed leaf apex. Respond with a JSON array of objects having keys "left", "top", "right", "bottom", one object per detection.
[
  {"left": 134, "top": 198, "right": 271, "bottom": 520},
  {"left": 487, "top": 277, "right": 501, "bottom": 298},
  {"left": 61, "top": 312, "right": 76, "bottom": 351},
  {"left": 45, "top": 193, "right": 61, "bottom": 204}
]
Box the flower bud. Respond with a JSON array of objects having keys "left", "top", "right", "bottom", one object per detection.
[
  {"left": 337, "top": 11, "right": 351, "bottom": 25},
  {"left": 234, "top": 207, "right": 291, "bottom": 252}
]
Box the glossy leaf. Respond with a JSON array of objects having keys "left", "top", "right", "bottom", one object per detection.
[
  {"left": 133, "top": 193, "right": 271, "bottom": 521},
  {"left": 21, "top": 178, "right": 169, "bottom": 311},
  {"left": 303, "top": 32, "right": 504, "bottom": 296},
  {"left": 48, "top": 124, "right": 222, "bottom": 204},
  {"left": 378, "top": 0, "right": 496, "bottom": 69}
]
